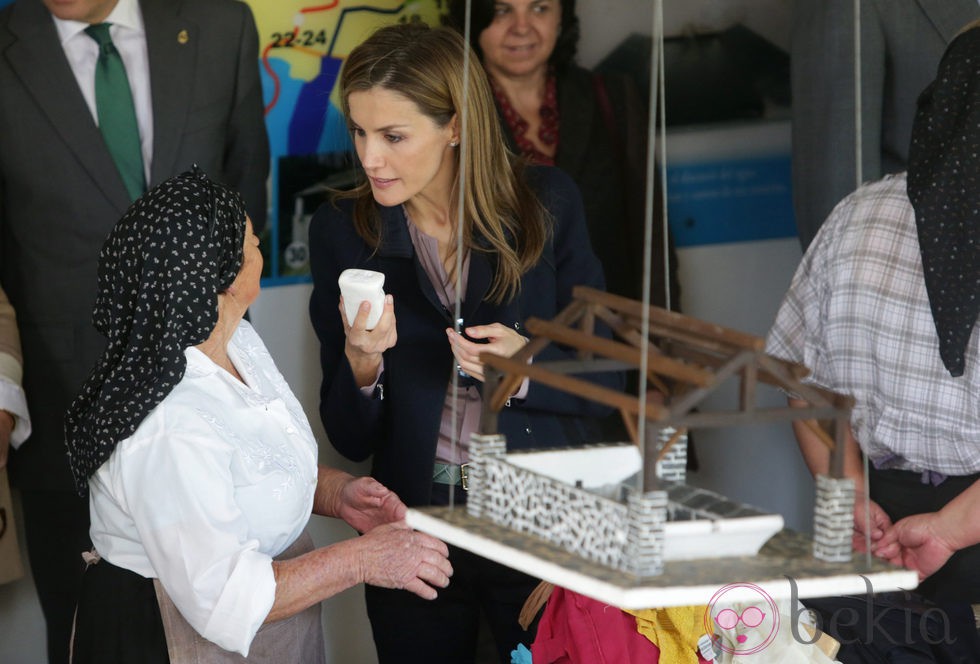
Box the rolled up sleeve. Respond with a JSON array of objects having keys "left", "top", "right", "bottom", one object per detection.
[{"left": 113, "top": 418, "right": 277, "bottom": 656}]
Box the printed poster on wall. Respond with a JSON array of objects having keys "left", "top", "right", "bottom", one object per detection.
[
  {"left": 0, "top": 0, "right": 448, "bottom": 283},
  {"left": 246, "top": 0, "right": 449, "bottom": 285}
]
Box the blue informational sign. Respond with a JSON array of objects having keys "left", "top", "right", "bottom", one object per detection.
[{"left": 666, "top": 154, "right": 797, "bottom": 247}]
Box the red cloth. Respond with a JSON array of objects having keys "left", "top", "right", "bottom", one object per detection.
[{"left": 531, "top": 587, "right": 660, "bottom": 663}]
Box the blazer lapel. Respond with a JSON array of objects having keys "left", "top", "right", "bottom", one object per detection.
[
  {"left": 377, "top": 206, "right": 447, "bottom": 319},
  {"left": 376, "top": 205, "right": 493, "bottom": 323},
  {"left": 916, "top": 0, "right": 975, "bottom": 42},
  {"left": 6, "top": 0, "right": 130, "bottom": 213},
  {"left": 141, "top": 0, "right": 196, "bottom": 186},
  {"left": 462, "top": 251, "right": 492, "bottom": 322}
]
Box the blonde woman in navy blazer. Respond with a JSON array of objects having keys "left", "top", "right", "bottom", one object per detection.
[{"left": 309, "top": 23, "right": 622, "bottom": 664}]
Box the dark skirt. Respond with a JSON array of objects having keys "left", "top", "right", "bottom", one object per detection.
[
  {"left": 70, "top": 531, "right": 323, "bottom": 664},
  {"left": 71, "top": 556, "right": 170, "bottom": 664}
]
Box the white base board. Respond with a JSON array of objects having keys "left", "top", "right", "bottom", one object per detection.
[{"left": 407, "top": 507, "right": 918, "bottom": 609}]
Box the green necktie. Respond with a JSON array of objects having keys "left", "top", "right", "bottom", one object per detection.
[{"left": 85, "top": 23, "right": 146, "bottom": 202}]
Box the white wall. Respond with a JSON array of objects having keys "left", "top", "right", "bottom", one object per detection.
[
  {"left": 0, "top": 1, "right": 800, "bottom": 661},
  {"left": 250, "top": 284, "right": 381, "bottom": 664},
  {"left": 576, "top": 0, "right": 792, "bottom": 67},
  {"left": 676, "top": 238, "right": 812, "bottom": 529}
]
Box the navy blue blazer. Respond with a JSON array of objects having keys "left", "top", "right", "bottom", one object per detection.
[{"left": 309, "top": 166, "right": 623, "bottom": 506}]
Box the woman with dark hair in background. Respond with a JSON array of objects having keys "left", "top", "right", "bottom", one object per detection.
[
  {"left": 447, "top": 0, "right": 678, "bottom": 309},
  {"left": 308, "top": 21, "right": 621, "bottom": 662}
]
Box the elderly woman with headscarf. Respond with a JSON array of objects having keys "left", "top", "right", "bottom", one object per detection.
[
  {"left": 766, "top": 21, "right": 980, "bottom": 604},
  {"left": 65, "top": 168, "right": 452, "bottom": 663}
]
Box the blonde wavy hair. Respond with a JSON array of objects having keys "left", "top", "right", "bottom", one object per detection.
[{"left": 337, "top": 22, "right": 549, "bottom": 304}]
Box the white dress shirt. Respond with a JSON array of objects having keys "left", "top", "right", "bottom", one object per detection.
[
  {"left": 52, "top": 0, "right": 153, "bottom": 182},
  {"left": 89, "top": 322, "right": 318, "bottom": 656}
]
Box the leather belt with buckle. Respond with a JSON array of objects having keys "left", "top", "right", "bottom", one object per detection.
[{"left": 433, "top": 462, "right": 470, "bottom": 491}]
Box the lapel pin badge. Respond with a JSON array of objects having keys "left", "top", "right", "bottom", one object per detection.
[{"left": 177, "top": 29, "right": 189, "bottom": 45}]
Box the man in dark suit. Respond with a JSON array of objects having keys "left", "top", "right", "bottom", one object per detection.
[
  {"left": 0, "top": 0, "right": 269, "bottom": 661},
  {"left": 791, "top": 0, "right": 979, "bottom": 249}
]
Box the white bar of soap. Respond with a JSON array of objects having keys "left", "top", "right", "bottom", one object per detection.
[{"left": 338, "top": 268, "right": 386, "bottom": 330}]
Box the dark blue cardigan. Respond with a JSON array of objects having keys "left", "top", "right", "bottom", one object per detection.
[{"left": 308, "top": 166, "right": 623, "bottom": 506}]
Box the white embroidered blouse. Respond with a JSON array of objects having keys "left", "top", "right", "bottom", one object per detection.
[{"left": 88, "top": 321, "right": 318, "bottom": 656}]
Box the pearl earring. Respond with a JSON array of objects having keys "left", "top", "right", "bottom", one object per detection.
[{"left": 450, "top": 140, "right": 459, "bottom": 147}]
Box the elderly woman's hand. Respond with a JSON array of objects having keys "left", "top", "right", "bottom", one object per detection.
[
  {"left": 357, "top": 522, "right": 452, "bottom": 600},
  {"left": 338, "top": 476, "right": 406, "bottom": 533},
  {"left": 341, "top": 294, "right": 397, "bottom": 386},
  {"left": 446, "top": 323, "right": 528, "bottom": 383},
  {"left": 268, "top": 519, "right": 451, "bottom": 622}
]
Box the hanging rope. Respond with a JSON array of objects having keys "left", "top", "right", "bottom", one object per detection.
[
  {"left": 850, "top": 0, "right": 872, "bottom": 567},
  {"left": 447, "top": 0, "right": 473, "bottom": 511},
  {"left": 853, "top": 0, "right": 864, "bottom": 191},
  {"left": 638, "top": 0, "right": 666, "bottom": 491}
]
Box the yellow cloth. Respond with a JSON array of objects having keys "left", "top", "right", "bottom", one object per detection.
[{"left": 626, "top": 605, "right": 706, "bottom": 664}]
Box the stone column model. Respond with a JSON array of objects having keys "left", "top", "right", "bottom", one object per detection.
[
  {"left": 813, "top": 474, "right": 855, "bottom": 563},
  {"left": 624, "top": 489, "right": 669, "bottom": 576},
  {"left": 466, "top": 433, "right": 507, "bottom": 519}
]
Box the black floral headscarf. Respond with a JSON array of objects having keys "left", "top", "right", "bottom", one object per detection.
[
  {"left": 908, "top": 25, "right": 980, "bottom": 377},
  {"left": 65, "top": 167, "right": 246, "bottom": 494}
]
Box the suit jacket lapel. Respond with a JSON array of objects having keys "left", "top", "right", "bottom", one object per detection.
[
  {"left": 141, "top": 0, "right": 196, "bottom": 186},
  {"left": 916, "top": 0, "right": 975, "bottom": 42},
  {"left": 6, "top": 0, "right": 130, "bottom": 213}
]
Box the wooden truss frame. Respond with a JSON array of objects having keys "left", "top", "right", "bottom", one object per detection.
[{"left": 479, "top": 286, "right": 854, "bottom": 491}]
